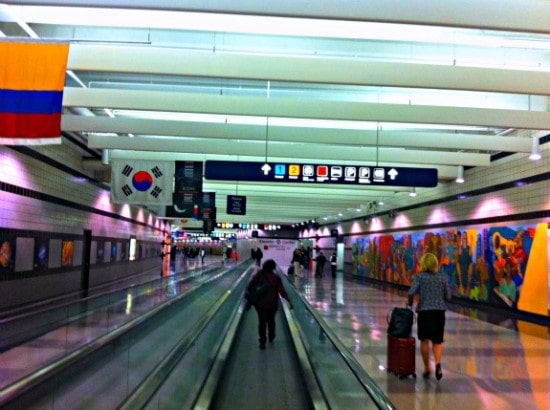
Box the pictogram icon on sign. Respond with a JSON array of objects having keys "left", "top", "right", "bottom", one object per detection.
[{"left": 303, "top": 165, "right": 314, "bottom": 177}]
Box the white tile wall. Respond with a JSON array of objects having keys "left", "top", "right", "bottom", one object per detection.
[
  {"left": 1, "top": 139, "right": 548, "bottom": 247},
  {"left": 319, "top": 141, "right": 549, "bottom": 239},
  {"left": 0, "top": 145, "right": 168, "bottom": 241}
]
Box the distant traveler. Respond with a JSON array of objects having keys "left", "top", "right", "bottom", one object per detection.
[
  {"left": 200, "top": 247, "right": 206, "bottom": 264},
  {"left": 251, "top": 246, "right": 263, "bottom": 267},
  {"left": 292, "top": 248, "right": 304, "bottom": 277},
  {"left": 330, "top": 252, "right": 337, "bottom": 279},
  {"left": 315, "top": 251, "right": 327, "bottom": 278},
  {"left": 246, "top": 259, "right": 293, "bottom": 349},
  {"left": 407, "top": 252, "right": 451, "bottom": 380}
]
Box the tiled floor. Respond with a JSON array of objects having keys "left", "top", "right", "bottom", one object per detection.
[
  {"left": 2, "top": 263, "right": 549, "bottom": 409},
  {"left": 294, "top": 271, "right": 550, "bottom": 410}
]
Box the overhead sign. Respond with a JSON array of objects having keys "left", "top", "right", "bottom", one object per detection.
[
  {"left": 205, "top": 160, "right": 438, "bottom": 187},
  {"left": 227, "top": 195, "right": 247, "bottom": 215}
]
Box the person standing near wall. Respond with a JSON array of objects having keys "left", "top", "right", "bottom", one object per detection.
[{"left": 407, "top": 252, "right": 451, "bottom": 380}]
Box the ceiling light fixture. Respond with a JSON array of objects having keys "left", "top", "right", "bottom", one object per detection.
[
  {"left": 101, "top": 149, "right": 109, "bottom": 165},
  {"left": 456, "top": 165, "right": 465, "bottom": 183},
  {"left": 529, "top": 136, "right": 542, "bottom": 161}
]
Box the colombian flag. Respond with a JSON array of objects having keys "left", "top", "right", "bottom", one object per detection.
[{"left": 0, "top": 40, "right": 69, "bottom": 145}]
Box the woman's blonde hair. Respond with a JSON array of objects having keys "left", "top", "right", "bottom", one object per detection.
[{"left": 420, "top": 253, "right": 439, "bottom": 273}]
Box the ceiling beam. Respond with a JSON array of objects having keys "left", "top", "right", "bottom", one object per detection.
[
  {"left": 11, "top": 0, "right": 550, "bottom": 34},
  {"left": 89, "top": 134, "right": 490, "bottom": 166},
  {"left": 68, "top": 45, "right": 550, "bottom": 96},
  {"left": 63, "top": 88, "right": 550, "bottom": 130},
  {"left": 63, "top": 115, "right": 533, "bottom": 153}
]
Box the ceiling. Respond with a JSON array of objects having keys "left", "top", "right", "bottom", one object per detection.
[{"left": 1, "top": 1, "right": 549, "bottom": 227}]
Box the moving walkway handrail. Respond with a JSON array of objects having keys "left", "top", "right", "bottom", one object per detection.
[
  {"left": 278, "top": 296, "right": 329, "bottom": 410},
  {"left": 283, "top": 274, "right": 396, "bottom": 410},
  {"left": 0, "top": 266, "right": 162, "bottom": 320},
  {"left": 0, "top": 263, "right": 220, "bottom": 324},
  {"left": 0, "top": 264, "right": 222, "bottom": 351},
  {"left": 119, "top": 264, "right": 255, "bottom": 410},
  {"left": 0, "top": 264, "right": 240, "bottom": 407},
  {"left": 192, "top": 280, "right": 328, "bottom": 410}
]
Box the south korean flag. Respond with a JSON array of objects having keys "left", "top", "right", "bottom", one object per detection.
[{"left": 111, "top": 160, "right": 175, "bottom": 205}]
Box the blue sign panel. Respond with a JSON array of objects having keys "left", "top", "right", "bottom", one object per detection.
[{"left": 205, "top": 160, "right": 437, "bottom": 187}]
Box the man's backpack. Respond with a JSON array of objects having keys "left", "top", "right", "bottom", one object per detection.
[{"left": 245, "top": 273, "right": 270, "bottom": 306}]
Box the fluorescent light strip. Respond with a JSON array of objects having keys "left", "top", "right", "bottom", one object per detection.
[{"left": 8, "top": 5, "right": 550, "bottom": 50}]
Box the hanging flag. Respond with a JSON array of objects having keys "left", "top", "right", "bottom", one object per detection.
[
  {"left": 111, "top": 160, "right": 175, "bottom": 205},
  {"left": 0, "top": 40, "right": 69, "bottom": 145},
  {"left": 166, "top": 161, "right": 204, "bottom": 218}
]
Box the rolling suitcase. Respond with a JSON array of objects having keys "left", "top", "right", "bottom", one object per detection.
[{"left": 387, "top": 334, "right": 416, "bottom": 378}]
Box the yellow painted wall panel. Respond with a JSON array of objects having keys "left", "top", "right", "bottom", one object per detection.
[{"left": 517, "top": 223, "right": 549, "bottom": 316}]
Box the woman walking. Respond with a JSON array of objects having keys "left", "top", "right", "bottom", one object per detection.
[
  {"left": 247, "top": 259, "right": 293, "bottom": 349},
  {"left": 407, "top": 252, "right": 451, "bottom": 380}
]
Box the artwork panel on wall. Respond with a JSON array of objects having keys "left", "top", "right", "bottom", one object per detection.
[
  {"left": 73, "top": 240, "right": 83, "bottom": 267},
  {"left": 34, "top": 237, "right": 49, "bottom": 272},
  {"left": 104, "top": 242, "right": 111, "bottom": 263},
  {"left": 61, "top": 240, "right": 74, "bottom": 267},
  {"left": 49, "top": 239, "right": 62, "bottom": 269},
  {"left": 15, "top": 237, "right": 34, "bottom": 272},
  {"left": 351, "top": 222, "right": 547, "bottom": 317},
  {"left": 90, "top": 241, "right": 97, "bottom": 265},
  {"left": 0, "top": 233, "right": 16, "bottom": 278}
]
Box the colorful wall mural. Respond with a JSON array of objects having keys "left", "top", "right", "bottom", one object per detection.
[{"left": 351, "top": 222, "right": 549, "bottom": 317}]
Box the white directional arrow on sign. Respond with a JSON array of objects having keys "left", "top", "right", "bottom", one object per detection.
[
  {"left": 388, "top": 168, "right": 399, "bottom": 180},
  {"left": 261, "top": 163, "right": 272, "bottom": 175}
]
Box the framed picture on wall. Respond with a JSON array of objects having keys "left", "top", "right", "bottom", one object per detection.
[
  {"left": 49, "top": 239, "right": 62, "bottom": 269},
  {"left": 90, "top": 241, "right": 98, "bottom": 265},
  {"left": 129, "top": 236, "right": 137, "bottom": 261},
  {"left": 72, "top": 240, "right": 83, "bottom": 267},
  {"left": 15, "top": 237, "right": 34, "bottom": 272},
  {"left": 34, "top": 236, "right": 49, "bottom": 272},
  {"left": 61, "top": 240, "right": 74, "bottom": 267},
  {"left": 96, "top": 240, "right": 104, "bottom": 264},
  {"left": 111, "top": 242, "right": 117, "bottom": 262},
  {"left": 104, "top": 241, "right": 111, "bottom": 263},
  {"left": 0, "top": 233, "right": 16, "bottom": 277}
]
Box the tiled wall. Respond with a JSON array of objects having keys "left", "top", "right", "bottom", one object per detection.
[
  {"left": 0, "top": 144, "right": 169, "bottom": 308},
  {"left": 0, "top": 145, "right": 167, "bottom": 240},
  {"left": 313, "top": 140, "right": 549, "bottom": 250}
]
